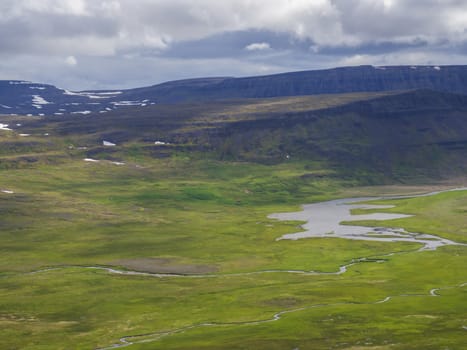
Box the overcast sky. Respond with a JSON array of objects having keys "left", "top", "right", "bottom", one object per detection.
[{"left": 1, "top": 0, "right": 467, "bottom": 90}]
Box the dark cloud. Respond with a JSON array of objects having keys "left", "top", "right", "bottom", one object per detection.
[
  {"left": 160, "top": 30, "right": 315, "bottom": 59},
  {"left": 0, "top": 15, "right": 118, "bottom": 54},
  {"left": 318, "top": 38, "right": 429, "bottom": 56},
  {"left": 330, "top": 0, "right": 467, "bottom": 41}
]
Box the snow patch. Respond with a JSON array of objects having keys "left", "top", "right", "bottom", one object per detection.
[
  {"left": 154, "top": 141, "right": 167, "bottom": 145},
  {"left": 84, "top": 158, "right": 100, "bottom": 162},
  {"left": 0, "top": 104, "right": 12, "bottom": 109},
  {"left": 103, "top": 140, "right": 116, "bottom": 146},
  {"left": 88, "top": 95, "right": 113, "bottom": 100},
  {"left": 111, "top": 100, "right": 142, "bottom": 106},
  {"left": 29, "top": 86, "right": 46, "bottom": 90},
  {"left": 1, "top": 189, "right": 14, "bottom": 194},
  {"left": 9, "top": 81, "right": 32, "bottom": 85},
  {"left": 19, "top": 134, "right": 31, "bottom": 137},
  {"left": 63, "top": 90, "right": 122, "bottom": 99},
  {"left": 111, "top": 161, "right": 125, "bottom": 165},
  {"left": 63, "top": 90, "right": 79, "bottom": 96},
  {"left": 0, "top": 123, "right": 12, "bottom": 130},
  {"left": 433, "top": 66, "right": 441, "bottom": 71},
  {"left": 93, "top": 91, "right": 122, "bottom": 96},
  {"left": 72, "top": 111, "right": 92, "bottom": 115},
  {"left": 32, "top": 95, "right": 52, "bottom": 105}
]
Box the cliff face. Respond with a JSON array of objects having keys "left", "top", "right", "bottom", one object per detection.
[
  {"left": 127, "top": 65, "right": 467, "bottom": 102},
  {"left": 215, "top": 65, "right": 467, "bottom": 97}
]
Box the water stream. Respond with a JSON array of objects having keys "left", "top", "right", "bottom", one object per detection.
[
  {"left": 18, "top": 187, "right": 467, "bottom": 349},
  {"left": 95, "top": 281, "right": 467, "bottom": 350}
]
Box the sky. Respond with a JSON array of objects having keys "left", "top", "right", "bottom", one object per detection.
[{"left": 1, "top": 0, "right": 467, "bottom": 90}]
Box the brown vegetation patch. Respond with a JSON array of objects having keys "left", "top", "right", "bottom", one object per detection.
[
  {"left": 343, "top": 346, "right": 395, "bottom": 350},
  {"left": 263, "top": 297, "right": 300, "bottom": 308}
]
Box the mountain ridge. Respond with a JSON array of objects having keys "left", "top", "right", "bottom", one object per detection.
[{"left": 3, "top": 65, "right": 467, "bottom": 116}]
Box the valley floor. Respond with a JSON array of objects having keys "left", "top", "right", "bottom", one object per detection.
[{"left": 0, "top": 132, "right": 466, "bottom": 349}]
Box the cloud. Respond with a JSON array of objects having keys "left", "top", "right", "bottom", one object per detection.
[
  {"left": 2, "top": 1, "right": 467, "bottom": 51},
  {"left": 245, "top": 42, "right": 271, "bottom": 51},
  {"left": 1, "top": 0, "right": 467, "bottom": 89},
  {"left": 65, "top": 55, "right": 78, "bottom": 66}
]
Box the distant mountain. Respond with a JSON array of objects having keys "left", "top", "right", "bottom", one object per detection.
[
  {"left": 3, "top": 65, "right": 467, "bottom": 116},
  {"left": 0, "top": 81, "right": 156, "bottom": 116},
  {"left": 130, "top": 65, "right": 467, "bottom": 103}
]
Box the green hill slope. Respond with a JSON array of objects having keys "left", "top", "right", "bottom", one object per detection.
[{"left": 10, "top": 89, "right": 466, "bottom": 183}]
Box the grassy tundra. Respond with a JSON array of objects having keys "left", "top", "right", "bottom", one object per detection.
[{"left": 1, "top": 90, "right": 466, "bottom": 349}]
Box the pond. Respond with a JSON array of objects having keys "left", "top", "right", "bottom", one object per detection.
[{"left": 269, "top": 189, "right": 467, "bottom": 250}]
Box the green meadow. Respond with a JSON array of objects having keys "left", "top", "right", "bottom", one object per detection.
[{"left": 0, "top": 133, "right": 466, "bottom": 349}]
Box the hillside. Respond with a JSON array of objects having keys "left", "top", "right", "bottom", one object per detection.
[
  {"left": 4, "top": 89, "right": 466, "bottom": 183},
  {"left": 3, "top": 65, "right": 467, "bottom": 116},
  {"left": 0, "top": 80, "right": 155, "bottom": 116}
]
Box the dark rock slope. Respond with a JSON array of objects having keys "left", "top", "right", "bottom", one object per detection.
[
  {"left": 3, "top": 65, "right": 467, "bottom": 116},
  {"left": 124, "top": 65, "right": 467, "bottom": 102}
]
